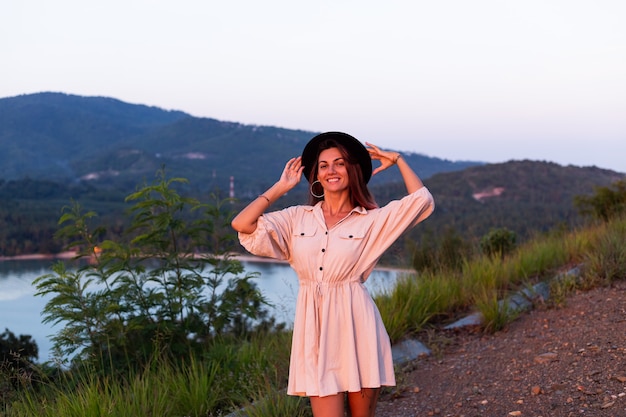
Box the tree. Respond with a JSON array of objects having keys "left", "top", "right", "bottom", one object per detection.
[
  {"left": 480, "top": 227, "right": 517, "bottom": 259},
  {"left": 0, "top": 329, "right": 38, "bottom": 367},
  {"left": 34, "top": 169, "right": 270, "bottom": 370},
  {"left": 574, "top": 179, "right": 626, "bottom": 222},
  {"left": 411, "top": 227, "right": 472, "bottom": 272},
  {"left": 0, "top": 328, "right": 38, "bottom": 399}
]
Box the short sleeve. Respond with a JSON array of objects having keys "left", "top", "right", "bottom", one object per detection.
[
  {"left": 237, "top": 208, "right": 295, "bottom": 261},
  {"left": 359, "top": 187, "right": 435, "bottom": 263},
  {"left": 374, "top": 186, "right": 435, "bottom": 231}
]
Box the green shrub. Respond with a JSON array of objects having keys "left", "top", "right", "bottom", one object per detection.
[
  {"left": 480, "top": 227, "right": 517, "bottom": 259},
  {"left": 580, "top": 217, "right": 626, "bottom": 287},
  {"left": 33, "top": 169, "right": 273, "bottom": 371},
  {"left": 575, "top": 179, "right": 626, "bottom": 222}
]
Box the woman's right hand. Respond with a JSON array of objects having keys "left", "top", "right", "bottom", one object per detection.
[
  {"left": 279, "top": 156, "right": 304, "bottom": 190},
  {"left": 232, "top": 156, "right": 304, "bottom": 234}
]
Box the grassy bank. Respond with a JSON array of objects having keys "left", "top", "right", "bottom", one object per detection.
[{"left": 376, "top": 215, "right": 626, "bottom": 341}]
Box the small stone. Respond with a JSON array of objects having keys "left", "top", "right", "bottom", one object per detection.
[
  {"left": 601, "top": 401, "right": 615, "bottom": 409},
  {"left": 613, "top": 375, "right": 626, "bottom": 382},
  {"left": 534, "top": 352, "right": 558, "bottom": 363},
  {"left": 531, "top": 386, "right": 541, "bottom": 395},
  {"left": 413, "top": 386, "right": 420, "bottom": 393},
  {"left": 509, "top": 411, "right": 522, "bottom": 416}
]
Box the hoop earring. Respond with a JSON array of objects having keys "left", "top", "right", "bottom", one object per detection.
[{"left": 310, "top": 180, "right": 325, "bottom": 198}]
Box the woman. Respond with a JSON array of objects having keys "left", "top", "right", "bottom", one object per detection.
[{"left": 231, "top": 132, "right": 434, "bottom": 417}]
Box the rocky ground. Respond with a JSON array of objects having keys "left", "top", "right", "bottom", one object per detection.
[{"left": 375, "top": 281, "right": 626, "bottom": 417}]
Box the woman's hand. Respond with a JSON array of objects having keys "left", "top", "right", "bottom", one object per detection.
[
  {"left": 278, "top": 156, "right": 304, "bottom": 190},
  {"left": 366, "top": 142, "right": 401, "bottom": 176},
  {"left": 232, "top": 156, "right": 304, "bottom": 234}
]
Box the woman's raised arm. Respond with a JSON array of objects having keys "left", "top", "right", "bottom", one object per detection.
[
  {"left": 231, "top": 156, "right": 304, "bottom": 234},
  {"left": 366, "top": 142, "right": 423, "bottom": 194}
]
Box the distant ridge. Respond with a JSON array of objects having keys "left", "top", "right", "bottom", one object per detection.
[
  {"left": 0, "top": 92, "right": 481, "bottom": 194},
  {"left": 1, "top": 92, "right": 625, "bottom": 258}
]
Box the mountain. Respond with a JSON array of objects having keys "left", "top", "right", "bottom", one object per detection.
[
  {"left": 0, "top": 92, "right": 481, "bottom": 195},
  {"left": 376, "top": 160, "right": 625, "bottom": 245},
  {"left": 0, "top": 92, "right": 187, "bottom": 179},
  {"left": 2, "top": 92, "right": 625, "bottom": 260}
]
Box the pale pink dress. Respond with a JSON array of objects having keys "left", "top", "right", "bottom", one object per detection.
[{"left": 238, "top": 187, "right": 435, "bottom": 397}]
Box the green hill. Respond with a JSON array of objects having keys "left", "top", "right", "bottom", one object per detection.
[
  {"left": 1, "top": 92, "right": 624, "bottom": 260},
  {"left": 0, "top": 92, "right": 479, "bottom": 194}
]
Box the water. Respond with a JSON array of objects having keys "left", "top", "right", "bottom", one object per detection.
[{"left": 0, "top": 257, "right": 401, "bottom": 363}]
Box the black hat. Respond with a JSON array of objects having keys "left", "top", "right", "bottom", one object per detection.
[{"left": 301, "top": 132, "right": 372, "bottom": 184}]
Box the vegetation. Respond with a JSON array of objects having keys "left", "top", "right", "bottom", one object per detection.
[
  {"left": 574, "top": 178, "right": 626, "bottom": 222},
  {"left": 34, "top": 170, "right": 281, "bottom": 364},
  {"left": 2, "top": 171, "right": 626, "bottom": 416},
  {"left": 0, "top": 329, "right": 38, "bottom": 368},
  {"left": 408, "top": 160, "right": 622, "bottom": 242},
  {"left": 1, "top": 329, "right": 39, "bottom": 407},
  {"left": 480, "top": 227, "right": 517, "bottom": 259},
  {"left": 0, "top": 178, "right": 128, "bottom": 256},
  {"left": 2, "top": 159, "right": 622, "bottom": 260},
  {"left": 375, "top": 179, "right": 626, "bottom": 338}
]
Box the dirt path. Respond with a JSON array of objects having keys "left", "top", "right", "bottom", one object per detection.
[{"left": 376, "top": 281, "right": 626, "bottom": 417}]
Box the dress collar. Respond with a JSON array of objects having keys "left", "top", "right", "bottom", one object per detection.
[{"left": 305, "top": 201, "right": 367, "bottom": 215}]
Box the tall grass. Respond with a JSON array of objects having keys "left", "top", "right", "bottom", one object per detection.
[
  {"left": 376, "top": 215, "right": 626, "bottom": 339},
  {"left": 8, "top": 359, "right": 220, "bottom": 417},
  {"left": 233, "top": 387, "right": 310, "bottom": 417},
  {"left": 580, "top": 219, "right": 626, "bottom": 288},
  {"left": 473, "top": 287, "right": 519, "bottom": 334},
  {"left": 5, "top": 332, "right": 298, "bottom": 417},
  {"left": 376, "top": 272, "right": 451, "bottom": 342}
]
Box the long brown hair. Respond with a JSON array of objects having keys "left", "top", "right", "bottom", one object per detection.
[{"left": 306, "top": 138, "right": 378, "bottom": 209}]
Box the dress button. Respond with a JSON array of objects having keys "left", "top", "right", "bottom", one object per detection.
[
  {"left": 349, "top": 235, "right": 353, "bottom": 238},
  {"left": 321, "top": 248, "right": 325, "bottom": 252},
  {"left": 300, "top": 232, "right": 305, "bottom": 236},
  {"left": 319, "top": 267, "right": 323, "bottom": 271}
]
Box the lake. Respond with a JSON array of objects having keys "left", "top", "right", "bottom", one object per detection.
[{"left": 0, "top": 257, "right": 402, "bottom": 363}]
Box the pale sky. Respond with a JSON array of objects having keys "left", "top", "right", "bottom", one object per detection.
[{"left": 2, "top": 0, "right": 626, "bottom": 172}]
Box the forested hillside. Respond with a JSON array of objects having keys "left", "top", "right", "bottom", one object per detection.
[
  {"left": 373, "top": 160, "right": 625, "bottom": 265},
  {"left": 1, "top": 92, "right": 624, "bottom": 261},
  {"left": 0, "top": 92, "right": 479, "bottom": 194},
  {"left": 2, "top": 160, "right": 623, "bottom": 261}
]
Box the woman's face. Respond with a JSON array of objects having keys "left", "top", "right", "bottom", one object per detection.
[{"left": 317, "top": 147, "right": 350, "bottom": 193}]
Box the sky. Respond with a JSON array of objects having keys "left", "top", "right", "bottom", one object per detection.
[{"left": 2, "top": 0, "right": 626, "bottom": 172}]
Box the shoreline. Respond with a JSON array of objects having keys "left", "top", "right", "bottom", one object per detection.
[
  {"left": 0, "top": 252, "right": 413, "bottom": 273},
  {"left": 0, "top": 251, "right": 78, "bottom": 262}
]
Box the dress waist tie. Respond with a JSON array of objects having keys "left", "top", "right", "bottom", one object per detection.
[{"left": 301, "top": 279, "right": 365, "bottom": 357}]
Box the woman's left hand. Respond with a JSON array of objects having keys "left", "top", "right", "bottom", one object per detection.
[{"left": 366, "top": 142, "right": 401, "bottom": 176}]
